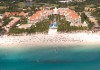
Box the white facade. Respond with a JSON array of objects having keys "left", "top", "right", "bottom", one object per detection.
[
  {"left": 53, "top": 7, "right": 59, "bottom": 15},
  {"left": 18, "top": 24, "right": 32, "bottom": 29}
]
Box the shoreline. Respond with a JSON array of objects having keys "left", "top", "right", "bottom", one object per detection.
[{"left": 0, "top": 32, "right": 100, "bottom": 48}]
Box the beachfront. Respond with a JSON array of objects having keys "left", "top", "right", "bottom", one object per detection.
[{"left": 0, "top": 32, "right": 100, "bottom": 48}]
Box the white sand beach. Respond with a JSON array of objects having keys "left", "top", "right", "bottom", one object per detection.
[{"left": 0, "top": 32, "right": 100, "bottom": 48}]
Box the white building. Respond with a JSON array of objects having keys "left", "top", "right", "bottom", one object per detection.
[
  {"left": 53, "top": 7, "right": 59, "bottom": 15},
  {"left": 3, "top": 18, "right": 20, "bottom": 32},
  {"left": 18, "top": 24, "right": 32, "bottom": 29}
]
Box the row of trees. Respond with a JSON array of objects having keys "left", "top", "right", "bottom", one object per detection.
[
  {"left": 2, "top": 17, "right": 12, "bottom": 26},
  {"left": 34, "top": 19, "right": 49, "bottom": 33}
]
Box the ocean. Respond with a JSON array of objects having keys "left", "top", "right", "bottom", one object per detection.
[{"left": 0, "top": 45, "right": 100, "bottom": 70}]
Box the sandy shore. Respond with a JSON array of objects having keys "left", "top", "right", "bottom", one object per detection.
[{"left": 0, "top": 32, "right": 100, "bottom": 48}]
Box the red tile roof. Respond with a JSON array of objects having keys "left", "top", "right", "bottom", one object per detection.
[
  {"left": 0, "top": 22, "right": 3, "bottom": 26},
  {"left": 6, "top": 18, "right": 20, "bottom": 27},
  {"left": 11, "top": 12, "right": 18, "bottom": 15},
  {"left": 66, "top": 9, "right": 79, "bottom": 19},
  {"left": 4, "top": 11, "right": 27, "bottom": 17},
  {"left": 19, "top": 12, "right": 26, "bottom": 16},
  {"left": 29, "top": 9, "right": 80, "bottom": 21},
  {"left": 30, "top": 10, "right": 44, "bottom": 21},
  {"left": 3, "top": 12, "right": 11, "bottom": 17}
]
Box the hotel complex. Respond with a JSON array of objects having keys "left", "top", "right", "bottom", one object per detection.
[
  {"left": 28, "top": 7, "right": 87, "bottom": 27},
  {"left": 1, "top": 7, "right": 88, "bottom": 32}
]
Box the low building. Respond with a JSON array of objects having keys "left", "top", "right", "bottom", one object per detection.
[
  {"left": 11, "top": 12, "right": 19, "bottom": 16},
  {"left": 84, "top": 7, "right": 96, "bottom": 12},
  {"left": 0, "top": 22, "right": 3, "bottom": 26},
  {"left": 3, "top": 18, "right": 20, "bottom": 32},
  {"left": 18, "top": 24, "right": 32, "bottom": 29},
  {"left": 19, "top": 12, "right": 28, "bottom": 17},
  {"left": 3, "top": 12, "right": 28, "bottom": 17},
  {"left": 3, "top": 12, "right": 11, "bottom": 17}
]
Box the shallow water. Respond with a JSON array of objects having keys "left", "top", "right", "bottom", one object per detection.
[{"left": 0, "top": 45, "right": 100, "bottom": 70}]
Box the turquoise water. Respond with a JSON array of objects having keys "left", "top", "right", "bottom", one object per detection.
[{"left": 0, "top": 45, "right": 100, "bottom": 70}]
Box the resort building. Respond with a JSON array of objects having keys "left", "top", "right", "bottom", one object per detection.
[
  {"left": 11, "top": 12, "right": 19, "bottom": 16},
  {"left": 3, "top": 12, "right": 11, "bottom": 17},
  {"left": 18, "top": 24, "right": 32, "bottom": 29},
  {"left": 28, "top": 7, "right": 86, "bottom": 27},
  {"left": 18, "top": 12, "right": 28, "bottom": 17},
  {"left": 28, "top": 10, "right": 50, "bottom": 24},
  {"left": 0, "top": 22, "right": 3, "bottom": 26},
  {"left": 3, "top": 12, "right": 28, "bottom": 17},
  {"left": 84, "top": 7, "right": 96, "bottom": 12},
  {"left": 3, "top": 18, "right": 20, "bottom": 32},
  {"left": 58, "top": 8, "right": 82, "bottom": 26}
]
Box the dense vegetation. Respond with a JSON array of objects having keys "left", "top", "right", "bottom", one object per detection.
[{"left": 2, "top": 17, "right": 12, "bottom": 26}]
